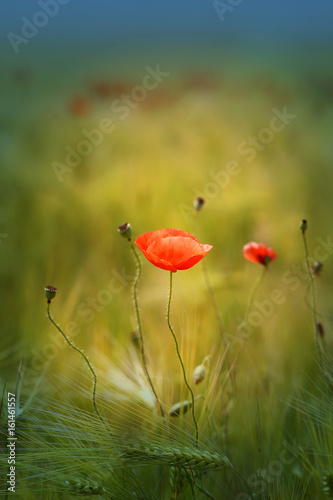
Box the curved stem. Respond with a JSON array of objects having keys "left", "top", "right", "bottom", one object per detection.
[
  {"left": 167, "top": 271, "right": 199, "bottom": 446},
  {"left": 301, "top": 232, "right": 324, "bottom": 363},
  {"left": 130, "top": 243, "right": 166, "bottom": 423},
  {"left": 46, "top": 302, "right": 104, "bottom": 426}
]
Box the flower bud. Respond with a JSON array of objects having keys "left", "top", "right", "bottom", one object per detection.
[
  {"left": 299, "top": 219, "right": 307, "bottom": 233},
  {"left": 193, "top": 197, "right": 205, "bottom": 212},
  {"left": 193, "top": 355, "right": 210, "bottom": 385},
  {"left": 169, "top": 399, "right": 191, "bottom": 417},
  {"left": 193, "top": 364, "right": 206, "bottom": 385},
  {"left": 44, "top": 285, "right": 57, "bottom": 302},
  {"left": 118, "top": 222, "right": 132, "bottom": 240},
  {"left": 311, "top": 261, "right": 323, "bottom": 276}
]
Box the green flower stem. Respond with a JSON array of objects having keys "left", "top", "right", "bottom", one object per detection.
[
  {"left": 244, "top": 266, "right": 267, "bottom": 324},
  {"left": 301, "top": 231, "right": 324, "bottom": 363},
  {"left": 46, "top": 302, "right": 104, "bottom": 426},
  {"left": 167, "top": 271, "right": 199, "bottom": 446},
  {"left": 130, "top": 243, "right": 166, "bottom": 422}
]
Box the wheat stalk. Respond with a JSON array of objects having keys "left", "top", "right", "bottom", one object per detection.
[
  {"left": 64, "top": 477, "right": 108, "bottom": 496},
  {"left": 121, "top": 444, "right": 233, "bottom": 470},
  {"left": 122, "top": 445, "right": 254, "bottom": 498},
  {"left": 323, "top": 473, "right": 333, "bottom": 497}
]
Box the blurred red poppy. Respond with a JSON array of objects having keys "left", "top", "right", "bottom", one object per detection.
[
  {"left": 68, "top": 95, "right": 90, "bottom": 117},
  {"left": 90, "top": 80, "right": 132, "bottom": 99},
  {"left": 243, "top": 242, "right": 277, "bottom": 266},
  {"left": 135, "top": 229, "right": 213, "bottom": 272}
]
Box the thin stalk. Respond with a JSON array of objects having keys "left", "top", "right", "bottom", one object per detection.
[
  {"left": 46, "top": 302, "right": 104, "bottom": 426},
  {"left": 130, "top": 243, "right": 166, "bottom": 422},
  {"left": 301, "top": 231, "right": 324, "bottom": 363},
  {"left": 167, "top": 271, "right": 199, "bottom": 446}
]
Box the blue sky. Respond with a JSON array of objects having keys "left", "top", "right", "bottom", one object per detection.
[
  {"left": 2, "top": 0, "right": 333, "bottom": 43},
  {"left": 1, "top": 0, "right": 333, "bottom": 70}
]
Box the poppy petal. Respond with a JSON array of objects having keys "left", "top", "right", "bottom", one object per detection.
[
  {"left": 135, "top": 229, "right": 212, "bottom": 272},
  {"left": 243, "top": 242, "right": 262, "bottom": 264},
  {"left": 138, "top": 246, "right": 178, "bottom": 272},
  {"left": 146, "top": 237, "right": 203, "bottom": 266},
  {"left": 243, "top": 242, "right": 277, "bottom": 265},
  {"left": 136, "top": 229, "right": 199, "bottom": 250}
]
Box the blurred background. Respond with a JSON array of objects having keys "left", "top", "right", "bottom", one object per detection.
[
  {"left": 1, "top": 0, "right": 333, "bottom": 391},
  {"left": 1, "top": 3, "right": 333, "bottom": 497}
]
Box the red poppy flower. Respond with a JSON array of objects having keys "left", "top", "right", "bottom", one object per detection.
[
  {"left": 68, "top": 95, "right": 90, "bottom": 117},
  {"left": 135, "top": 229, "right": 213, "bottom": 272},
  {"left": 243, "top": 242, "right": 277, "bottom": 266}
]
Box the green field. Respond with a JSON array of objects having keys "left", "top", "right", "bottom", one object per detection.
[{"left": 1, "top": 50, "right": 333, "bottom": 498}]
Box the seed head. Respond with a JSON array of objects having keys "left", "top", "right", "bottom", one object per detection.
[
  {"left": 193, "top": 364, "right": 206, "bottom": 385},
  {"left": 193, "top": 355, "right": 210, "bottom": 384},
  {"left": 299, "top": 219, "right": 308, "bottom": 233},
  {"left": 311, "top": 261, "right": 323, "bottom": 276},
  {"left": 193, "top": 197, "right": 205, "bottom": 212},
  {"left": 44, "top": 286, "right": 57, "bottom": 303},
  {"left": 169, "top": 400, "right": 192, "bottom": 417},
  {"left": 118, "top": 222, "right": 132, "bottom": 241}
]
